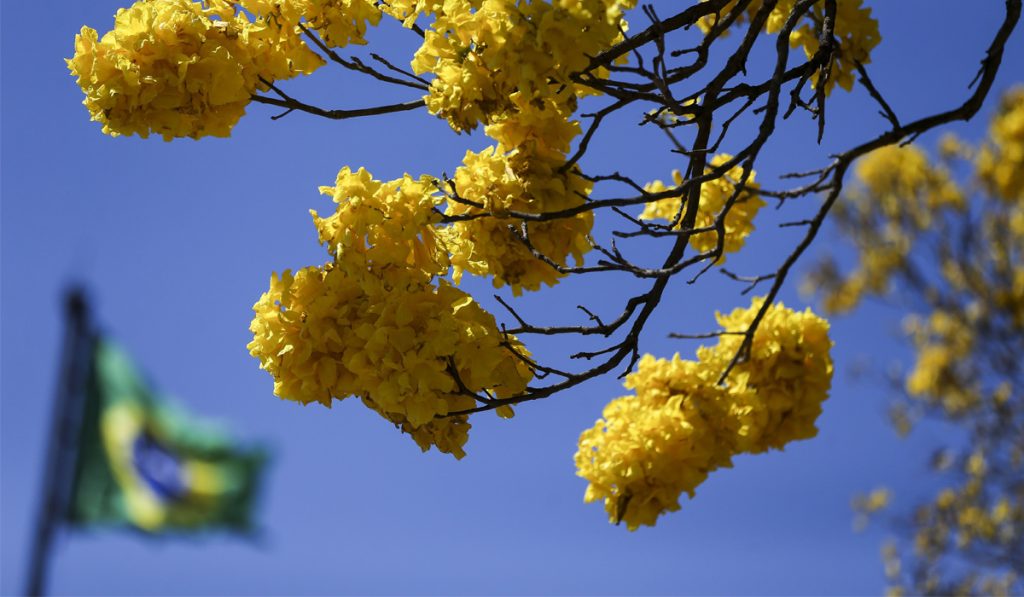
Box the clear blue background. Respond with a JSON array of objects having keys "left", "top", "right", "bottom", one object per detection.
[{"left": 2, "top": 2, "right": 1022, "bottom": 594}]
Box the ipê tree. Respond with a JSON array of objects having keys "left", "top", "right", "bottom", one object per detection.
[
  {"left": 813, "top": 87, "right": 1024, "bottom": 595},
  {"left": 67, "top": 0, "right": 1021, "bottom": 532}
]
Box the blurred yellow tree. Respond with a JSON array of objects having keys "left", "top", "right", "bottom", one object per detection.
[{"left": 810, "top": 88, "right": 1024, "bottom": 595}]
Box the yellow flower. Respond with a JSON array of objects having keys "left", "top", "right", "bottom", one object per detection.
[
  {"left": 575, "top": 388, "right": 728, "bottom": 531},
  {"left": 640, "top": 154, "right": 765, "bottom": 261},
  {"left": 312, "top": 166, "right": 448, "bottom": 281},
  {"left": 816, "top": 144, "right": 964, "bottom": 314},
  {"left": 412, "top": 0, "right": 636, "bottom": 132},
  {"left": 709, "top": 298, "right": 834, "bottom": 452},
  {"left": 977, "top": 86, "right": 1024, "bottom": 202},
  {"left": 249, "top": 166, "right": 535, "bottom": 457},
  {"left": 697, "top": 0, "right": 880, "bottom": 94},
  {"left": 67, "top": 0, "right": 323, "bottom": 140},
  {"left": 576, "top": 297, "right": 833, "bottom": 528},
  {"left": 442, "top": 146, "right": 593, "bottom": 295}
]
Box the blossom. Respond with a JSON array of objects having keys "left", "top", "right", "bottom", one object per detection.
[
  {"left": 411, "top": 0, "right": 636, "bottom": 132},
  {"left": 575, "top": 385, "right": 728, "bottom": 530},
  {"left": 640, "top": 154, "right": 765, "bottom": 260},
  {"left": 67, "top": 0, "right": 324, "bottom": 140},
  {"left": 576, "top": 297, "right": 833, "bottom": 528},
  {"left": 442, "top": 146, "right": 593, "bottom": 295},
  {"left": 812, "top": 144, "right": 964, "bottom": 314},
  {"left": 312, "top": 166, "right": 448, "bottom": 282},
  {"left": 249, "top": 166, "right": 534, "bottom": 457},
  {"left": 237, "top": 0, "right": 383, "bottom": 48},
  {"left": 698, "top": 0, "right": 880, "bottom": 94},
  {"left": 302, "top": 0, "right": 383, "bottom": 48},
  {"left": 709, "top": 298, "right": 834, "bottom": 453},
  {"left": 977, "top": 87, "right": 1024, "bottom": 202}
]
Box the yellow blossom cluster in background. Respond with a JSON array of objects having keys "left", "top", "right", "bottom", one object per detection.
[
  {"left": 234, "top": 0, "right": 385, "bottom": 48},
  {"left": 575, "top": 297, "right": 833, "bottom": 529},
  {"left": 809, "top": 88, "right": 1024, "bottom": 595},
  {"left": 300, "top": 0, "right": 382, "bottom": 47},
  {"left": 851, "top": 487, "right": 891, "bottom": 532},
  {"left": 698, "top": 0, "right": 880, "bottom": 93},
  {"left": 978, "top": 87, "right": 1024, "bottom": 203},
  {"left": 808, "top": 144, "right": 964, "bottom": 314},
  {"left": 903, "top": 311, "right": 977, "bottom": 414},
  {"left": 248, "top": 167, "right": 533, "bottom": 458},
  {"left": 878, "top": 449, "right": 1023, "bottom": 596},
  {"left": 640, "top": 154, "right": 766, "bottom": 261}
]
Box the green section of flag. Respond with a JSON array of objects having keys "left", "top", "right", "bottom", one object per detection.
[{"left": 67, "top": 339, "right": 267, "bottom": 533}]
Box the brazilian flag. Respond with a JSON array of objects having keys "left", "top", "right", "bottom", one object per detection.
[{"left": 67, "top": 340, "right": 267, "bottom": 533}]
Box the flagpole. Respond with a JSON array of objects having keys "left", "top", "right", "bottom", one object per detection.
[{"left": 25, "top": 288, "right": 94, "bottom": 597}]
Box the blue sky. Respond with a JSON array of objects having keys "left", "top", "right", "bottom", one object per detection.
[{"left": 2, "top": 1, "right": 1022, "bottom": 594}]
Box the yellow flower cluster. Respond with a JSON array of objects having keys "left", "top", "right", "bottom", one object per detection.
[
  {"left": 375, "top": 0, "right": 438, "bottom": 27},
  {"left": 698, "top": 0, "right": 880, "bottom": 94},
  {"left": 852, "top": 487, "right": 891, "bottom": 531},
  {"left": 67, "top": 0, "right": 325, "bottom": 140},
  {"left": 576, "top": 366, "right": 728, "bottom": 530},
  {"left": 308, "top": 0, "right": 381, "bottom": 47},
  {"left": 639, "top": 154, "right": 765, "bottom": 260},
  {"left": 238, "top": 0, "right": 383, "bottom": 48},
  {"left": 575, "top": 297, "right": 833, "bottom": 529},
  {"left": 411, "top": 0, "right": 636, "bottom": 132},
  {"left": 67, "top": 0, "right": 393, "bottom": 140},
  {"left": 814, "top": 144, "right": 964, "bottom": 313},
  {"left": 249, "top": 167, "right": 533, "bottom": 458},
  {"left": 977, "top": 87, "right": 1024, "bottom": 202},
  {"left": 903, "top": 311, "right": 978, "bottom": 414},
  {"left": 442, "top": 146, "right": 593, "bottom": 295},
  {"left": 710, "top": 299, "right": 834, "bottom": 451},
  {"left": 790, "top": 0, "right": 879, "bottom": 93},
  {"left": 885, "top": 451, "right": 1023, "bottom": 595},
  {"left": 441, "top": 94, "right": 594, "bottom": 295},
  {"left": 855, "top": 145, "right": 965, "bottom": 216},
  {"left": 311, "top": 167, "right": 448, "bottom": 281}
]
